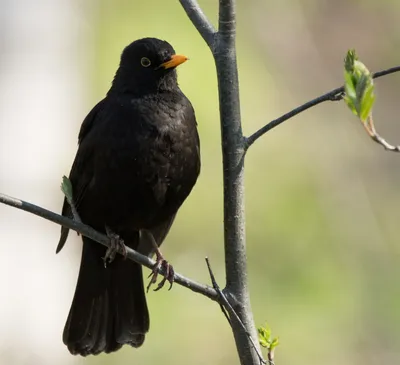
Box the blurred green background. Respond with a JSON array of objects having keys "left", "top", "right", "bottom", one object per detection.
[{"left": 1, "top": 0, "right": 400, "bottom": 364}]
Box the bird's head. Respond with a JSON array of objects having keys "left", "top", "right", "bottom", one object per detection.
[{"left": 111, "top": 38, "right": 188, "bottom": 96}]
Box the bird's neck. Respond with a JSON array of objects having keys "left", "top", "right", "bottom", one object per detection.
[{"left": 108, "top": 67, "right": 179, "bottom": 97}]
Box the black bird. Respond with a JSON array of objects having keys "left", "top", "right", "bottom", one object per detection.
[{"left": 56, "top": 38, "right": 201, "bottom": 356}]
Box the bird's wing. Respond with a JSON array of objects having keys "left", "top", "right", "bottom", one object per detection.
[
  {"left": 56, "top": 99, "right": 105, "bottom": 253},
  {"left": 151, "top": 213, "right": 176, "bottom": 246}
]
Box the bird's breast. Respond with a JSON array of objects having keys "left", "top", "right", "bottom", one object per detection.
[{"left": 87, "top": 95, "right": 200, "bottom": 229}]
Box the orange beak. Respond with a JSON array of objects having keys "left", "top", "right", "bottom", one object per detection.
[{"left": 160, "top": 54, "right": 189, "bottom": 69}]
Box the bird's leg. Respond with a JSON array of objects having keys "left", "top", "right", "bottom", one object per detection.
[
  {"left": 103, "top": 225, "right": 127, "bottom": 267},
  {"left": 153, "top": 248, "right": 175, "bottom": 292},
  {"left": 143, "top": 230, "right": 175, "bottom": 292}
]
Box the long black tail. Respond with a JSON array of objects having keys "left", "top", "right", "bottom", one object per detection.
[{"left": 63, "top": 236, "right": 149, "bottom": 356}]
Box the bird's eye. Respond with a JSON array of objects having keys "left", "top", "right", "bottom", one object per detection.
[{"left": 140, "top": 57, "right": 151, "bottom": 67}]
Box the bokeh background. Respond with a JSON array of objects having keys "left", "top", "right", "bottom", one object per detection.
[{"left": 1, "top": 0, "right": 400, "bottom": 364}]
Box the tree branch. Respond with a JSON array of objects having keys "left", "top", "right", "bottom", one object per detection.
[
  {"left": 205, "top": 257, "right": 266, "bottom": 364},
  {"left": 245, "top": 65, "right": 400, "bottom": 149},
  {"left": 0, "top": 193, "right": 218, "bottom": 301},
  {"left": 215, "top": 3, "right": 262, "bottom": 365},
  {"left": 179, "top": 0, "right": 216, "bottom": 50},
  {"left": 181, "top": 1, "right": 262, "bottom": 364},
  {"left": 363, "top": 114, "right": 400, "bottom": 152}
]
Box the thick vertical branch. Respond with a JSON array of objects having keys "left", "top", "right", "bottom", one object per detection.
[
  {"left": 180, "top": 1, "right": 262, "bottom": 364},
  {"left": 216, "top": 0, "right": 245, "bottom": 293},
  {"left": 214, "top": 1, "right": 261, "bottom": 364}
]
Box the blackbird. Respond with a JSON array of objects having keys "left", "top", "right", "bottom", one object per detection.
[{"left": 56, "top": 38, "right": 201, "bottom": 356}]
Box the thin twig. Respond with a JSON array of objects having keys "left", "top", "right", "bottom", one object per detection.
[
  {"left": 363, "top": 115, "right": 400, "bottom": 152},
  {"left": 179, "top": 0, "right": 216, "bottom": 50},
  {"left": 0, "top": 192, "right": 219, "bottom": 301},
  {"left": 268, "top": 352, "right": 275, "bottom": 365},
  {"left": 69, "top": 202, "right": 81, "bottom": 223},
  {"left": 205, "top": 258, "right": 266, "bottom": 365},
  {"left": 205, "top": 257, "right": 231, "bottom": 325},
  {"left": 61, "top": 176, "right": 82, "bottom": 223},
  {"left": 245, "top": 65, "right": 400, "bottom": 149}
]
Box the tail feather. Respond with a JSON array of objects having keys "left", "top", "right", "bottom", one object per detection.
[{"left": 63, "top": 236, "right": 149, "bottom": 356}]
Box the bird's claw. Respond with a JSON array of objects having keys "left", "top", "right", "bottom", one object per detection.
[
  {"left": 103, "top": 226, "right": 127, "bottom": 267},
  {"left": 146, "top": 255, "right": 175, "bottom": 292},
  {"left": 155, "top": 260, "right": 175, "bottom": 291}
]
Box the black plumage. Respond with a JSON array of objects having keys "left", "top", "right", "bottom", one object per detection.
[{"left": 57, "top": 38, "right": 200, "bottom": 356}]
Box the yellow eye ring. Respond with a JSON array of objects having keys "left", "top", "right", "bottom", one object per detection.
[{"left": 140, "top": 57, "right": 151, "bottom": 67}]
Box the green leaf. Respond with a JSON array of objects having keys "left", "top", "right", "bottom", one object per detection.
[
  {"left": 258, "top": 323, "right": 279, "bottom": 350},
  {"left": 344, "top": 72, "right": 358, "bottom": 116},
  {"left": 344, "top": 49, "right": 357, "bottom": 73},
  {"left": 343, "top": 49, "right": 375, "bottom": 122},
  {"left": 259, "top": 337, "right": 269, "bottom": 348},
  {"left": 360, "top": 83, "right": 376, "bottom": 122},
  {"left": 270, "top": 337, "right": 280, "bottom": 349},
  {"left": 61, "top": 175, "right": 73, "bottom": 204}
]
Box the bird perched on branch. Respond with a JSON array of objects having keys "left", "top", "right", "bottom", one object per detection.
[{"left": 56, "top": 38, "right": 201, "bottom": 356}]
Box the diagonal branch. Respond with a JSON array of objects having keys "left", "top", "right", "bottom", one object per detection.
[
  {"left": 0, "top": 192, "right": 219, "bottom": 301},
  {"left": 179, "top": 0, "right": 216, "bottom": 50},
  {"left": 245, "top": 65, "right": 400, "bottom": 149}
]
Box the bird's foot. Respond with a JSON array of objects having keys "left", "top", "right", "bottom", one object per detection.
[
  {"left": 146, "top": 248, "right": 175, "bottom": 292},
  {"left": 103, "top": 226, "right": 127, "bottom": 267}
]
